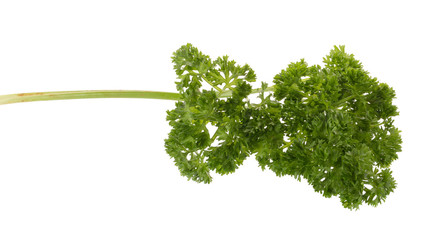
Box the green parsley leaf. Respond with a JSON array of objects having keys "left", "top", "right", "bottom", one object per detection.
[{"left": 165, "top": 44, "right": 402, "bottom": 209}]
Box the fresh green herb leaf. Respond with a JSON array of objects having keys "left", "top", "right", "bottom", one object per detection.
[
  {"left": 165, "top": 44, "right": 402, "bottom": 209},
  {"left": 165, "top": 43, "right": 256, "bottom": 183}
]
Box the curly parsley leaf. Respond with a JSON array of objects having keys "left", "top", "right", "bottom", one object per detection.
[
  {"left": 165, "top": 43, "right": 256, "bottom": 183},
  {"left": 165, "top": 44, "right": 402, "bottom": 210},
  {"left": 257, "top": 45, "right": 402, "bottom": 209}
]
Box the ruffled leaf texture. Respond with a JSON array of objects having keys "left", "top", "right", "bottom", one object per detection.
[{"left": 165, "top": 44, "right": 402, "bottom": 209}]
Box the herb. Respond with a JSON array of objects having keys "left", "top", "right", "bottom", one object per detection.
[{"left": 0, "top": 44, "right": 402, "bottom": 209}]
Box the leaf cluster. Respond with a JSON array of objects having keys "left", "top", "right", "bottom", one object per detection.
[
  {"left": 165, "top": 43, "right": 256, "bottom": 183},
  {"left": 165, "top": 44, "right": 402, "bottom": 209}
]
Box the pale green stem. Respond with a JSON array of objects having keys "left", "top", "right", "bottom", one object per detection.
[
  {"left": 0, "top": 86, "right": 275, "bottom": 106},
  {"left": 0, "top": 90, "right": 182, "bottom": 106},
  {"left": 219, "top": 86, "right": 275, "bottom": 98}
]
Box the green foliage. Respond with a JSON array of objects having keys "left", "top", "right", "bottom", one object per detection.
[
  {"left": 165, "top": 44, "right": 402, "bottom": 209},
  {"left": 165, "top": 43, "right": 256, "bottom": 183}
]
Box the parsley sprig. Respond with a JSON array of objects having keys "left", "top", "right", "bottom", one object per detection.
[{"left": 0, "top": 44, "right": 402, "bottom": 209}]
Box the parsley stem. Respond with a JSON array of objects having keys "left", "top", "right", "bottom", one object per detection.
[
  {"left": 219, "top": 85, "right": 275, "bottom": 98},
  {"left": 0, "top": 90, "right": 182, "bottom": 106},
  {"left": 0, "top": 86, "right": 276, "bottom": 106}
]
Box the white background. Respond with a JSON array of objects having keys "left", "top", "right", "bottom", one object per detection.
[{"left": 0, "top": 0, "right": 437, "bottom": 239}]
